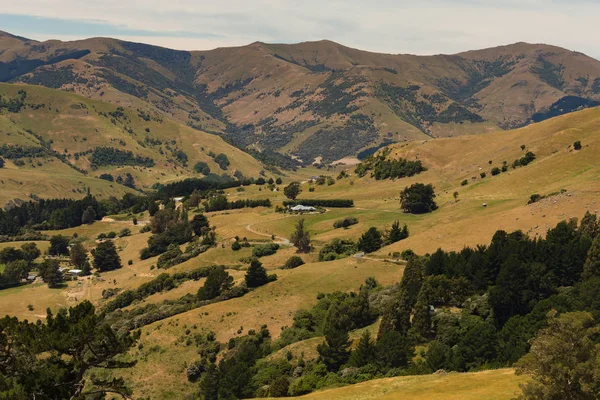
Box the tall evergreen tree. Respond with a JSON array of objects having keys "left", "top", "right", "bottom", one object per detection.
[
  {"left": 349, "top": 330, "right": 376, "bottom": 367},
  {"left": 317, "top": 324, "right": 351, "bottom": 371},
  {"left": 387, "top": 220, "right": 409, "bottom": 244},
  {"left": 357, "top": 227, "right": 383, "bottom": 253},
  {"left": 198, "top": 266, "right": 234, "bottom": 300},
  {"left": 290, "top": 219, "right": 311, "bottom": 253},
  {"left": 245, "top": 258, "right": 269, "bottom": 288},
  {"left": 375, "top": 329, "right": 414, "bottom": 369},
  {"left": 579, "top": 211, "right": 600, "bottom": 239},
  {"left": 199, "top": 363, "right": 220, "bottom": 400},
  {"left": 191, "top": 214, "right": 210, "bottom": 236},
  {"left": 400, "top": 255, "right": 424, "bottom": 307},
  {"left": 377, "top": 289, "right": 412, "bottom": 340},
  {"left": 582, "top": 235, "right": 600, "bottom": 279},
  {"left": 410, "top": 287, "right": 434, "bottom": 341}
]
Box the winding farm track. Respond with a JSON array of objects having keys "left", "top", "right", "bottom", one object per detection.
[{"left": 245, "top": 217, "right": 291, "bottom": 245}]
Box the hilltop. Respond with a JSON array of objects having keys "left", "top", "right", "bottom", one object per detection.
[
  {"left": 1, "top": 32, "right": 600, "bottom": 163},
  {"left": 0, "top": 83, "right": 264, "bottom": 206}
]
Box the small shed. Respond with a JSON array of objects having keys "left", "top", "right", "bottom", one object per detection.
[{"left": 68, "top": 269, "right": 83, "bottom": 276}]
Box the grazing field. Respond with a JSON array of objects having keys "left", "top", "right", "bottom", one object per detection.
[{"left": 259, "top": 369, "right": 527, "bottom": 400}]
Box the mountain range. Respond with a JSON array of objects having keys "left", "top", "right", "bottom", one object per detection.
[{"left": 2, "top": 30, "right": 600, "bottom": 164}]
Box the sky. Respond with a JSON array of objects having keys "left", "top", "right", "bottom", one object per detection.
[{"left": 0, "top": 0, "right": 599, "bottom": 58}]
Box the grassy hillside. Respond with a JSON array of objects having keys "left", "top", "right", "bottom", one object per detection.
[
  {"left": 0, "top": 106, "right": 597, "bottom": 398},
  {"left": 257, "top": 369, "right": 527, "bottom": 400},
  {"left": 2, "top": 31, "right": 600, "bottom": 163},
  {"left": 0, "top": 83, "right": 265, "bottom": 205}
]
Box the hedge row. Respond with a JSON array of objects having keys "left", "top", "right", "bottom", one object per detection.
[{"left": 283, "top": 199, "right": 354, "bottom": 208}]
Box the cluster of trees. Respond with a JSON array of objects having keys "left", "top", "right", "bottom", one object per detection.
[
  {"left": 194, "top": 161, "right": 211, "bottom": 175},
  {"left": 373, "top": 213, "right": 600, "bottom": 380},
  {"left": 0, "top": 144, "right": 48, "bottom": 159},
  {"left": 0, "top": 193, "right": 158, "bottom": 237},
  {"left": 140, "top": 205, "right": 219, "bottom": 260},
  {"left": 106, "top": 266, "right": 217, "bottom": 312},
  {"left": 320, "top": 221, "right": 409, "bottom": 260},
  {"left": 400, "top": 183, "right": 437, "bottom": 214},
  {"left": 203, "top": 196, "right": 271, "bottom": 212},
  {"left": 333, "top": 216, "right": 358, "bottom": 229},
  {"left": 140, "top": 207, "right": 196, "bottom": 259},
  {"left": 512, "top": 151, "right": 536, "bottom": 169},
  {"left": 189, "top": 213, "right": 600, "bottom": 399},
  {"left": 206, "top": 152, "right": 230, "bottom": 170},
  {"left": 0, "top": 301, "right": 140, "bottom": 399},
  {"left": 283, "top": 199, "right": 354, "bottom": 208},
  {"left": 0, "top": 195, "right": 104, "bottom": 235},
  {"left": 190, "top": 283, "right": 380, "bottom": 398},
  {"left": 0, "top": 234, "right": 122, "bottom": 289},
  {"left": 252, "top": 243, "right": 280, "bottom": 258},
  {"left": 355, "top": 150, "right": 426, "bottom": 180},
  {"left": 0, "top": 89, "right": 27, "bottom": 113},
  {"left": 0, "top": 242, "right": 40, "bottom": 287},
  {"left": 157, "top": 175, "right": 242, "bottom": 198},
  {"left": 89, "top": 146, "right": 155, "bottom": 167}
]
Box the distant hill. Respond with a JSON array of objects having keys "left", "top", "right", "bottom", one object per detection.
[
  {"left": 2, "top": 31, "right": 600, "bottom": 163},
  {"left": 0, "top": 83, "right": 265, "bottom": 206}
]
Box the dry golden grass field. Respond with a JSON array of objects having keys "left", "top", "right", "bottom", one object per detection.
[{"left": 0, "top": 104, "right": 598, "bottom": 398}]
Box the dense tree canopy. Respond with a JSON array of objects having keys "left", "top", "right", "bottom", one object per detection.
[{"left": 400, "top": 183, "right": 437, "bottom": 214}]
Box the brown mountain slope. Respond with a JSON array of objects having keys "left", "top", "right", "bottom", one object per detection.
[{"left": 1, "top": 32, "right": 600, "bottom": 164}]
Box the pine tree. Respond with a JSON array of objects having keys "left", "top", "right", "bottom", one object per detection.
[
  {"left": 375, "top": 329, "right": 414, "bottom": 369},
  {"left": 582, "top": 235, "right": 600, "bottom": 279},
  {"left": 399, "top": 255, "right": 424, "bottom": 307},
  {"left": 179, "top": 206, "right": 189, "bottom": 223},
  {"left": 411, "top": 290, "right": 433, "bottom": 341},
  {"left": 199, "top": 363, "right": 220, "bottom": 400},
  {"left": 317, "top": 324, "right": 351, "bottom": 371},
  {"left": 388, "top": 220, "right": 409, "bottom": 244},
  {"left": 357, "top": 227, "right": 383, "bottom": 253},
  {"left": 192, "top": 214, "right": 210, "bottom": 236},
  {"left": 580, "top": 211, "right": 600, "bottom": 239},
  {"left": 245, "top": 258, "right": 269, "bottom": 288},
  {"left": 290, "top": 219, "right": 311, "bottom": 253},
  {"left": 377, "top": 289, "right": 412, "bottom": 340},
  {"left": 349, "top": 330, "right": 376, "bottom": 367},
  {"left": 198, "top": 267, "right": 233, "bottom": 300}
]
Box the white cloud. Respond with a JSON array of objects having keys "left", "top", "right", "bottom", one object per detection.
[{"left": 1, "top": 0, "right": 599, "bottom": 58}]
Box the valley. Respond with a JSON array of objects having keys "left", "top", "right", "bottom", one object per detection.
[{"left": 0, "top": 29, "right": 599, "bottom": 400}]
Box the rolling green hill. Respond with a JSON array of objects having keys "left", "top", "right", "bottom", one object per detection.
[{"left": 0, "top": 83, "right": 265, "bottom": 206}]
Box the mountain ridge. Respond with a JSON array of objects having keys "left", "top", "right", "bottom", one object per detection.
[{"left": 2, "top": 31, "right": 600, "bottom": 163}]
